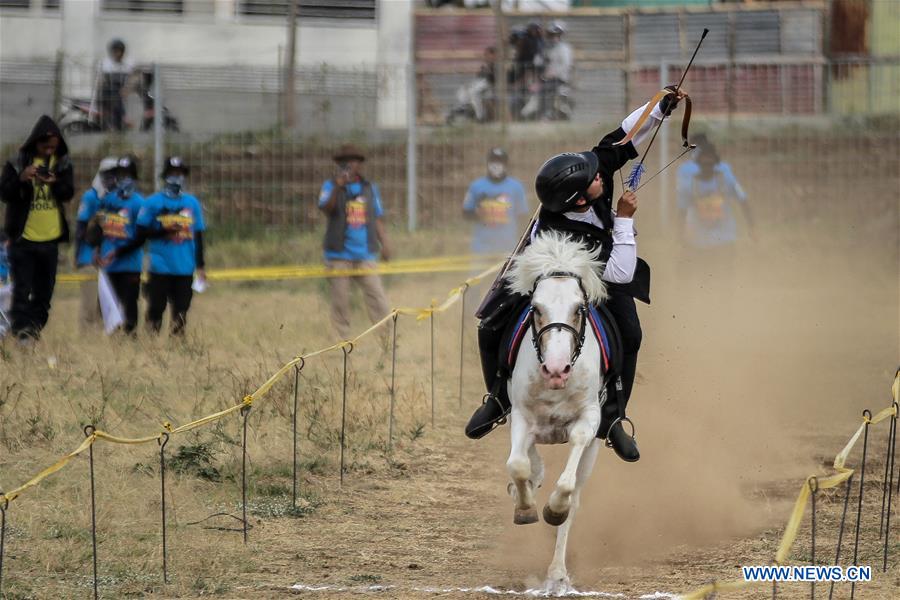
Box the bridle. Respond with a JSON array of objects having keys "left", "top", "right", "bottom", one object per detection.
[{"left": 530, "top": 272, "right": 588, "bottom": 367}]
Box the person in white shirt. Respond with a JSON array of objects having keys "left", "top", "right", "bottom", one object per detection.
[
  {"left": 466, "top": 88, "right": 686, "bottom": 464},
  {"left": 542, "top": 21, "right": 574, "bottom": 119},
  {"left": 93, "top": 39, "right": 136, "bottom": 131}
]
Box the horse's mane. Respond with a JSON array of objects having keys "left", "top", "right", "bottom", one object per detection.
[{"left": 505, "top": 231, "right": 607, "bottom": 303}]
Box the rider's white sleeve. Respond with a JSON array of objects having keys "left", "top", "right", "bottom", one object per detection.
[
  {"left": 621, "top": 102, "right": 665, "bottom": 149},
  {"left": 602, "top": 217, "right": 637, "bottom": 284}
]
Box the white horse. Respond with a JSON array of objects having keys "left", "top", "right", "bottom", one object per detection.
[{"left": 503, "top": 231, "right": 609, "bottom": 595}]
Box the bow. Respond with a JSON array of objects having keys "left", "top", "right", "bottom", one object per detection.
[{"left": 620, "top": 28, "right": 709, "bottom": 192}]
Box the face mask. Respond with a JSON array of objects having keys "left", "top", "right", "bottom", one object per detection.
[
  {"left": 487, "top": 162, "right": 506, "bottom": 180},
  {"left": 101, "top": 174, "right": 117, "bottom": 192},
  {"left": 164, "top": 174, "right": 185, "bottom": 197},
  {"left": 118, "top": 177, "right": 135, "bottom": 198}
]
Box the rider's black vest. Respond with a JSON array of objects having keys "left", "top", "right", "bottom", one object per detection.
[{"left": 533, "top": 200, "right": 651, "bottom": 305}]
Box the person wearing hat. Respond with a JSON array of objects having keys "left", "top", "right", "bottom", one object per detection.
[
  {"left": 105, "top": 156, "right": 205, "bottom": 335},
  {"left": 463, "top": 147, "right": 528, "bottom": 255},
  {"left": 0, "top": 115, "right": 75, "bottom": 344},
  {"left": 318, "top": 143, "right": 392, "bottom": 340},
  {"left": 676, "top": 133, "right": 754, "bottom": 256},
  {"left": 90, "top": 154, "right": 145, "bottom": 334},
  {"left": 74, "top": 156, "right": 119, "bottom": 330},
  {"left": 465, "top": 89, "right": 686, "bottom": 464}
]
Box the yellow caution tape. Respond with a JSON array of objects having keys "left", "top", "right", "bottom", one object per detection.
[
  {"left": 57, "top": 254, "right": 504, "bottom": 283},
  {"left": 0, "top": 260, "right": 502, "bottom": 507},
  {"left": 680, "top": 369, "right": 900, "bottom": 599}
]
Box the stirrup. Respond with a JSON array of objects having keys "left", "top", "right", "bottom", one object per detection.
[
  {"left": 604, "top": 416, "right": 635, "bottom": 448},
  {"left": 482, "top": 392, "right": 509, "bottom": 426}
]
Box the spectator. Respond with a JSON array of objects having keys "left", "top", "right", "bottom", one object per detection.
[
  {"left": 0, "top": 115, "right": 75, "bottom": 344},
  {"left": 95, "top": 155, "right": 145, "bottom": 334},
  {"left": 106, "top": 156, "right": 205, "bottom": 335},
  {"left": 543, "top": 20, "right": 573, "bottom": 118},
  {"left": 0, "top": 232, "right": 9, "bottom": 338},
  {"left": 75, "top": 156, "right": 118, "bottom": 330},
  {"left": 676, "top": 134, "right": 755, "bottom": 256},
  {"left": 462, "top": 147, "right": 528, "bottom": 255},
  {"left": 93, "top": 38, "right": 135, "bottom": 131},
  {"left": 318, "top": 144, "right": 392, "bottom": 340}
]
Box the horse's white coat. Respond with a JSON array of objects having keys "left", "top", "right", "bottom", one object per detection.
[{"left": 505, "top": 232, "right": 609, "bottom": 595}]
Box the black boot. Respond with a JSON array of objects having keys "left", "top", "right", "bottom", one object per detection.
[
  {"left": 606, "top": 418, "right": 640, "bottom": 462},
  {"left": 596, "top": 377, "right": 640, "bottom": 462},
  {"left": 465, "top": 380, "right": 510, "bottom": 439}
]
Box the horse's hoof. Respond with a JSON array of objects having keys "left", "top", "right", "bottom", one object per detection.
[
  {"left": 514, "top": 507, "right": 539, "bottom": 525},
  {"left": 543, "top": 575, "right": 573, "bottom": 596},
  {"left": 542, "top": 504, "right": 569, "bottom": 526}
]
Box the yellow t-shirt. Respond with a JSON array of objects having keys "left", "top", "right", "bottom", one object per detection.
[{"left": 23, "top": 156, "right": 62, "bottom": 242}]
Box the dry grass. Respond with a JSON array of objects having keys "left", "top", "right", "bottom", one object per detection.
[{"left": 0, "top": 216, "right": 898, "bottom": 599}]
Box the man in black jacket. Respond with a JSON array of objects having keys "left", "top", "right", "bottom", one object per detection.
[
  {"left": 465, "top": 90, "right": 684, "bottom": 462},
  {"left": 0, "top": 115, "right": 75, "bottom": 342}
]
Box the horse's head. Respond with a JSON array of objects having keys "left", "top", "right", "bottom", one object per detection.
[{"left": 506, "top": 232, "right": 607, "bottom": 390}]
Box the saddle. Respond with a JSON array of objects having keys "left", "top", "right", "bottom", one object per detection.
[{"left": 500, "top": 301, "right": 624, "bottom": 379}]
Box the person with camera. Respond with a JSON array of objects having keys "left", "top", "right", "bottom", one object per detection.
[
  {"left": 318, "top": 144, "right": 392, "bottom": 340},
  {"left": 0, "top": 116, "right": 75, "bottom": 344}
]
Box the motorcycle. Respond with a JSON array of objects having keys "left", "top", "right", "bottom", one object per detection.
[
  {"left": 59, "top": 83, "right": 179, "bottom": 134},
  {"left": 446, "top": 76, "right": 495, "bottom": 125}
]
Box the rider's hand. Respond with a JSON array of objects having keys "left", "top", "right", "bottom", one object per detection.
[
  {"left": 659, "top": 85, "right": 686, "bottom": 116},
  {"left": 19, "top": 165, "right": 37, "bottom": 182},
  {"left": 616, "top": 191, "right": 638, "bottom": 218}
]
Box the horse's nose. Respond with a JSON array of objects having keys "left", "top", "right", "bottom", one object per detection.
[{"left": 540, "top": 363, "right": 571, "bottom": 384}]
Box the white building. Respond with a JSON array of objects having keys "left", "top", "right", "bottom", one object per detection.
[{"left": 0, "top": 0, "right": 413, "bottom": 139}]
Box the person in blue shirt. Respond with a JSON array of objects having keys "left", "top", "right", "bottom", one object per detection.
[
  {"left": 318, "top": 144, "right": 392, "bottom": 340},
  {"left": 106, "top": 156, "right": 205, "bottom": 336},
  {"left": 74, "top": 156, "right": 118, "bottom": 330},
  {"left": 463, "top": 147, "right": 529, "bottom": 255},
  {"left": 676, "top": 134, "right": 755, "bottom": 251},
  {"left": 94, "top": 155, "right": 144, "bottom": 334},
  {"left": 0, "top": 231, "right": 9, "bottom": 284}
]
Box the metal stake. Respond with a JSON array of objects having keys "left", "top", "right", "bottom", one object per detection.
[
  {"left": 883, "top": 402, "right": 898, "bottom": 572},
  {"left": 292, "top": 360, "right": 304, "bottom": 509},
  {"left": 809, "top": 477, "right": 818, "bottom": 600},
  {"left": 828, "top": 474, "right": 854, "bottom": 600},
  {"left": 458, "top": 285, "right": 468, "bottom": 409},
  {"left": 0, "top": 492, "right": 7, "bottom": 595},
  {"left": 389, "top": 315, "right": 398, "bottom": 450},
  {"left": 850, "top": 410, "right": 871, "bottom": 600},
  {"left": 340, "top": 344, "right": 353, "bottom": 486},
  {"left": 880, "top": 408, "right": 893, "bottom": 538},
  {"left": 158, "top": 433, "right": 169, "bottom": 584},
  {"left": 84, "top": 425, "right": 99, "bottom": 600},
  {"left": 430, "top": 308, "right": 435, "bottom": 428},
  {"left": 240, "top": 406, "right": 250, "bottom": 544}
]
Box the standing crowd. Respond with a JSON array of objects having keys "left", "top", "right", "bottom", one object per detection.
[{"left": 0, "top": 115, "right": 206, "bottom": 345}]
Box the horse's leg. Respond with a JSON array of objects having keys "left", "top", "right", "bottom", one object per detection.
[
  {"left": 528, "top": 442, "right": 544, "bottom": 490},
  {"left": 506, "top": 409, "right": 538, "bottom": 525},
  {"left": 545, "top": 438, "right": 601, "bottom": 595},
  {"left": 543, "top": 418, "right": 595, "bottom": 526}
]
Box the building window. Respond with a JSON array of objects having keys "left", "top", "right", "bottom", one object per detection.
[
  {"left": 0, "top": 0, "right": 30, "bottom": 9},
  {"left": 239, "top": 0, "right": 376, "bottom": 21},
  {"left": 101, "top": 0, "right": 185, "bottom": 14}
]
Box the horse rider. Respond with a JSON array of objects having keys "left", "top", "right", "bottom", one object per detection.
[{"left": 465, "top": 88, "right": 686, "bottom": 463}]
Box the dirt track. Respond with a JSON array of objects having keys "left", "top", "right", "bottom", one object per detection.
[{"left": 213, "top": 228, "right": 898, "bottom": 599}]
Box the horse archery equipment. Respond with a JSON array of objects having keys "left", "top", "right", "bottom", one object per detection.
[
  {"left": 529, "top": 272, "right": 589, "bottom": 367},
  {"left": 621, "top": 27, "right": 709, "bottom": 191}
]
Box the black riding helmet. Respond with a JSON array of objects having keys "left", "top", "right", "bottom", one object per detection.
[{"left": 534, "top": 152, "right": 600, "bottom": 213}]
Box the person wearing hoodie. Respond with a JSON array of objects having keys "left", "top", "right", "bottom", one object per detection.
[
  {"left": 75, "top": 156, "right": 119, "bottom": 330},
  {"left": 104, "top": 156, "right": 205, "bottom": 336},
  {"left": 0, "top": 115, "right": 75, "bottom": 343}
]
